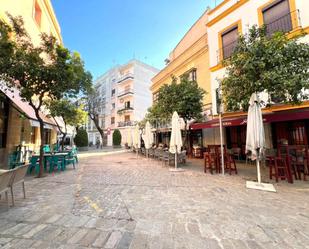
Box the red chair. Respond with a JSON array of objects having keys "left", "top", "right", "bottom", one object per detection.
[
  {"left": 204, "top": 152, "right": 218, "bottom": 174},
  {"left": 225, "top": 153, "right": 238, "bottom": 175},
  {"left": 271, "top": 157, "right": 290, "bottom": 182}
]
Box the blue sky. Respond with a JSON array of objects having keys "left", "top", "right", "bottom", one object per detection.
[{"left": 52, "top": 0, "right": 217, "bottom": 80}]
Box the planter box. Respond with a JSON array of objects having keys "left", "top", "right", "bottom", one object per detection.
[{"left": 78, "top": 146, "right": 88, "bottom": 151}]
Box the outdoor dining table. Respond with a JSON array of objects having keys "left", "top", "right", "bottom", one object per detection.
[
  {"left": 31, "top": 152, "right": 69, "bottom": 169},
  {"left": 0, "top": 169, "right": 8, "bottom": 175}
]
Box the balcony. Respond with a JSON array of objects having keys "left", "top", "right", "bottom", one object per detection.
[
  {"left": 118, "top": 73, "right": 134, "bottom": 84},
  {"left": 117, "top": 121, "right": 138, "bottom": 127},
  {"left": 264, "top": 10, "right": 301, "bottom": 36},
  {"left": 117, "top": 106, "right": 134, "bottom": 114},
  {"left": 216, "top": 40, "right": 238, "bottom": 64},
  {"left": 118, "top": 89, "right": 134, "bottom": 98}
]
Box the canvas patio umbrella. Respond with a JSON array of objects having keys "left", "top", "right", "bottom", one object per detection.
[
  {"left": 133, "top": 124, "right": 141, "bottom": 157},
  {"left": 143, "top": 121, "right": 153, "bottom": 157},
  {"left": 245, "top": 93, "right": 276, "bottom": 192},
  {"left": 169, "top": 111, "right": 183, "bottom": 171},
  {"left": 126, "top": 127, "right": 133, "bottom": 149}
]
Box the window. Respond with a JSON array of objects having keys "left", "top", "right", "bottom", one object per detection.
[
  {"left": 125, "top": 101, "right": 131, "bottom": 109},
  {"left": 111, "top": 117, "right": 115, "bottom": 125},
  {"left": 153, "top": 92, "right": 159, "bottom": 102},
  {"left": 112, "top": 103, "right": 115, "bottom": 109},
  {"left": 0, "top": 94, "right": 9, "bottom": 148},
  {"left": 31, "top": 127, "right": 36, "bottom": 144},
  {"left": 125, "top": 115, "right": 130, "bottom": 122},
  {"left": 182, "top": 69, "right": 197, "bottom": 82},
  {"left": 43, "top": 129, "right": 51, "bottom": 145},
  {"left": 262, "top": 0, "right": 292, "bottom": 36},
  {"left": 34, "top": 1, "right": 42, "bottom": 28},
  {"left": 111, "top": 89, "right": 115, "bottom": 97},
  {"left": 221, "top": 26, "right": 239, "bottom": 59}
]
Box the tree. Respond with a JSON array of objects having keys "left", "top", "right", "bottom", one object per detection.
[
  {"left": 147, "top": 75, "right": 205, "bottom": 148},
  {"left": 48, "top": 99, "right": 87, "bottom": 150},
  {"left": 74, "top": 128, "right": 88, "bottom": 148},
  {"left": 0, "top": 14, "right": 92, "bottom": 177},
  {"left": 112, "top": 129, "right": 122, "bottom": 146},
  {"left": 85, "top": 87, "right": 106, "bottom": 145},
  {"left": 222, "top": 25, "right": 309, "bottom": 111}
]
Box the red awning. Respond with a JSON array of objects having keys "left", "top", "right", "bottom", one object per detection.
[
  {"left": 0, "top": 84, "right": 55, "bottom": 126},
  {"left": 190, "top": 109, "right": 309, "bottom": 130}
]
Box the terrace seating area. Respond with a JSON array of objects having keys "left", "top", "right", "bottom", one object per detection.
[
  {"left": 7, "top": 144, "right": 78, "bottom": 175},
  {"left": 132, "top": 147, "right": 187, "bottom": 166}
]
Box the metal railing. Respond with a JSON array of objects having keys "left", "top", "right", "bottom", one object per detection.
[
  {"left": 118, "top": 89, "right": 134, "bottom": 98},
  {"left": 216, "top": 40, "right": 238, "bottom": 64},
  {"left": 118, "top": 73, "right": 134, "bottom": 84},
  {"left": 265, "top": 9, "right": 301, "bottom": 36},
  {"left": 117, "top": 121, "right": 138, "bottom": 127},
  {"left": 216, "top": 10, "right": 301, "bottom": 64},
  {"left": 117, "top": 105, "right": 134, "bottom": 114}
]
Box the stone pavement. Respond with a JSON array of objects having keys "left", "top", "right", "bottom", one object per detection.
[{"left": 0, "top": 152, "right": 308, "bottom": 249}]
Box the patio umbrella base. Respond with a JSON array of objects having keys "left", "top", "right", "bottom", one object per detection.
[
  {"left": 246, "top": 181, "right": 276, "bottom": 192},
  {"left": 169, "top": 168, "right": 185, "bottom": 172}
]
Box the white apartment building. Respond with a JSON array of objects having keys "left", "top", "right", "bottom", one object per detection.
[{"left": 87, "top": 59, "right": 159, "bottom": 147}]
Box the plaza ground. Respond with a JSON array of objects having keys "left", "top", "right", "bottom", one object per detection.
[{"left": 0, "top": 151, "right": 308, "bottom": 249}]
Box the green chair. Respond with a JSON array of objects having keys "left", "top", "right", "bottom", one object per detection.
[
  {"left": 29, "top": 156, "right": 40, "bottom": 174},
  {"left": 72, "top": 147, "right": 78, "bottom": 163},
  {"left": 65, "top": 151, "right": 76, "bottom": 169},
  {"left": 49, "top": 155, "right": 64, "bottom": 173},
  {"left": 8, "top": 152, "right": 24, "bottom": 169},
  {"left": 43, "top": 145, "right": 51, "bottom": 153},
  {"left": 53, "top": 144, "right": 60, "bottom": 153}
]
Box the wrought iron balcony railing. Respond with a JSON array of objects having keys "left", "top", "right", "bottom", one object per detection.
[
  {"left": 118, "top": 89, "right": 134, "bottom": 98},
  {"left": 264, "top": 9, "right": 301, "bottom": 36},
  {"left": 117, "top": 121, "right": 138, "bottom": 127},
  {"left": 216, "top": 10, "right": 301, "bottom": 64},
  {"left": 118, "top": 73, "right": 134, "bottom": 84},
  {"left": 117, "top": 106, "right": 134, "bottom": 114}
]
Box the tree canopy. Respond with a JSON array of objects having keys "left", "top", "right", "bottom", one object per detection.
[
  {"left": 0, "top": 14, "right": 92, "bottom": 177},
  {"left": 222, "top": 25, "right": 309, "bottom": 111},
  {"left": 146, "top": 75, "right": 205, "bottom": 126}
]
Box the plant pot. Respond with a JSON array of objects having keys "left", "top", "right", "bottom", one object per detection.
[{"left": 78, "top": 146, "right": 88, "bottom": 151}]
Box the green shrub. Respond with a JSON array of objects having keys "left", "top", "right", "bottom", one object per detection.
[
  {"left": 74, "top": 128, "right": 88, "bottom": 147},
  {"left": 113, "top": 129, "right": 122, "bottom": 146}
]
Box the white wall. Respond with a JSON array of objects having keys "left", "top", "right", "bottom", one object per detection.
[{"left": 208, "top": 0, "right": 309, "bottom": 114}]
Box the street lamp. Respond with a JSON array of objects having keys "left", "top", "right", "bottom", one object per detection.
[{"left": 216, "top": 84, "right": 225, "bottom": 175}]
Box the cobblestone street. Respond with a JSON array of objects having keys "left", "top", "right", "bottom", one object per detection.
[{"left": 0, "top": 152, "right": 309, "bottom": 248}]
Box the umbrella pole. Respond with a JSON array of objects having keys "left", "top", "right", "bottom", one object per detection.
[
  {"left": 257, "top": 149, "right": 261, "bottom": 184},
  {"left": 219, "top": 113, "right": 225, "bottom": 175},
  {"left": 175, "top": 145, "right": 177, "bottom": 169}
]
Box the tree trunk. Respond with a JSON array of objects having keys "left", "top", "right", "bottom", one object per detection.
[
  {"left": 61, "top": 133, "right": 67, "bottom": 151},
  {"left": 184, "top": 120, "right": 190, "bottom": 155},
  {"left": 38, "top": 120, "right": 45, "bottom": 178},
  {"left": 89, "top": 114, "right": 105, "bottom": 148}
]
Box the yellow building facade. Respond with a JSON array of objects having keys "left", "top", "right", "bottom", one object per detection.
[
  {"left": 151, "top": 11, "right": 211, "bottom": 113},
  {"left": 0, "top": 0, "right": 62, "bottom": 168}
]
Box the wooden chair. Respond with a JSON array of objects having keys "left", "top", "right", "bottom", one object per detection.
[
  {"left": 272, "top": 157, "right": 290, "bottom": 182},
  {"left": 204, "top": 152, "right": 217, "bottom": 174},
  {"left": 225, "top": 153, "right": 238, "bottom": 175}
]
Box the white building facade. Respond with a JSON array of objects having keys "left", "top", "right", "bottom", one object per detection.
[
  {"left": 199, "top": 0, "right": 309, "bottom": 154},
  {"left": 87, "top": 60, "right": 159, "bottom": 147}
]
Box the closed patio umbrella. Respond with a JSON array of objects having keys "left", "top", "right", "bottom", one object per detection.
[
  {"left": 133, "top": 124, "right": 141, "bottom": 157},
  {"left": 169, "top": 111, "right": 183, "bottom": 171},
  {"left": 245, "top": 93, "right": 275, "bottom": 192},
  {"left": 143, "top": 121, "right": 153, "bottom": 157},
  {"left": 126, "top": 127, "right": 133, "bottom": 148}
]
